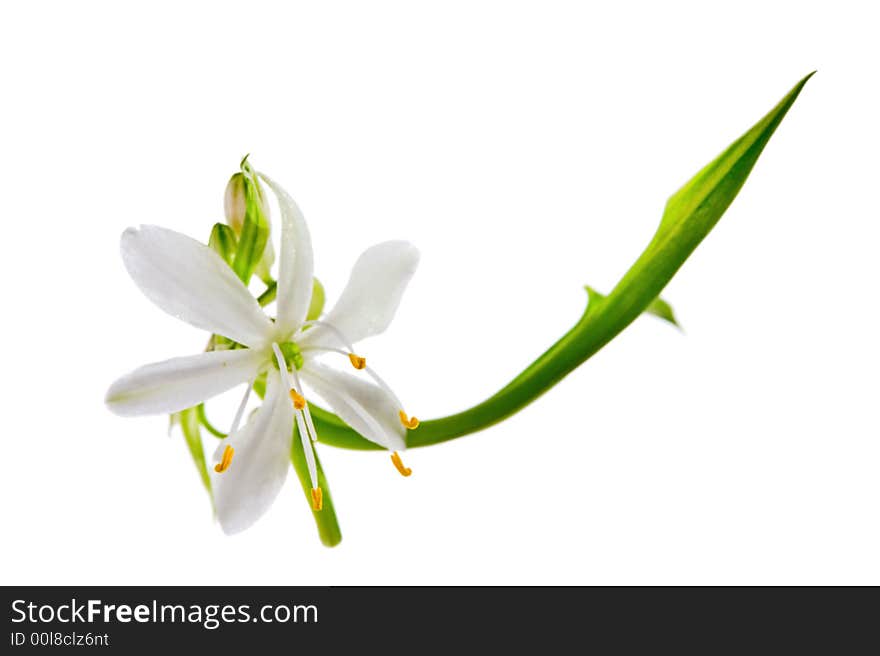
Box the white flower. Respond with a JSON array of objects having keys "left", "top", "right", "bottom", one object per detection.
[{"left": 105, "top": 173, "right": 419, "bottom": 534}]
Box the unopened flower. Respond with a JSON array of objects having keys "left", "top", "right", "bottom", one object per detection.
[{"left": 106, "top": 173, "right": 419, "bottom": 534}]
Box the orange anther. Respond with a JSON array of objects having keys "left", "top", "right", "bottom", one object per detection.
[
  {"left": 390, "top": 451, "right": 412, "bottom": 477},
  {"left": 214, "top": 445, "right": 234, "bottom": 473},
  {"left": 290, "top": 389, "right": 306, "bottom": 410},
  {"left": 310, "top": 487, "right": 323, "bottom": 511},
  {"left": 399, "top": 410, "right": 420, "bottom": 430},
  {"left": 348, "top": 353, "right": 367, "bottom": 370}
]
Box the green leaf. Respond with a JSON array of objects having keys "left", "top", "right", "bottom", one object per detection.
[
  {"left": 307, "top": 73, "right": 813, "bottom": 450},
  {"left": 645, "top": 297, "right": 680, "bottom": 328},
  {"left": 231, "top": 158, "right": 270, "bottom": 284},
  {"left": 177, "top": 407, "right": 213, "bottom": 500},
  {"left": 208, "top": 223, "right": 237, "bottom": 266}
]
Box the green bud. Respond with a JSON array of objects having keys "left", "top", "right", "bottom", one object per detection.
[
  {"left": 224, "top": 170, "right": 271, "bottom": 235},
  {"left": 307, "top": 278, "right": 326, "bottom": 321},
  {"left": 208, "top": 223, "right": 237, "bottom": 266},
  {"left": 223, "top": 172, "right": 248, "bottom": 234},
  {"left": 229, "top": 158, "right": 272, "bottom": 285}
]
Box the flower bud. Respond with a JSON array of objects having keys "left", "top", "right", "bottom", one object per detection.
[
  {"left": 223, "top": 173, "right": 247, "bottom": 234},
  {"left": 224, "top": 172, "right": 271, "bottom": 235}
]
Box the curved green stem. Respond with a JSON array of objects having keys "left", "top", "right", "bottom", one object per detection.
[
  {"left": 196, "top": 403, "right": 228, "bottom": 438},
  {"left": 308, "top": 72, "right": 813, "bottom": 451}
]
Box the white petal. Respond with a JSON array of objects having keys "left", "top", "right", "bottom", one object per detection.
[
  {"left": 120, "top": 225, "right": 274, "bottom": 347},
  {"left": 259, "top": 174, "right": 314, "bottom": 338},
  {"left": 300, "top": 361, "right": 406, "bottom": 451},
  {"left": 105, "top": 348, "right": 266, "bottom": 416},
  {"left": 213, "top": 370, "right": 294, "bottom": 535},
  {"left": 299, "top": 241, "right": 419, "bottom": 349}
]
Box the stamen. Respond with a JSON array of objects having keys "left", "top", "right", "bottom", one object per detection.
[
  {"left": 289, "top": 389, "right": 306, "bottom": 410},
  {"left": 299, "top": 320, "right": 356, "bottom": 352},
  {"left": 275, "top": 342, "right": 320, "bottom": 489},
  {"left": 290, "top": 366, "right": 320, "bottom": 443},
  {"left": 390, "top": 451, "right": 412, "bottom": 477},
  {"left": 399, "top": 410, "right": 420, "bottom": 430},
  {"left": 214, "top": 445, "right": 234, "bottom": 473},
  {"left": 310, "top": 487, "right": 323, "bottom": 511},
  {"left": 348, "top": 353, "right": 367, "bottom": 370},
  {"left": 294, "top": 404, "right": 319, "bottom": 492}
]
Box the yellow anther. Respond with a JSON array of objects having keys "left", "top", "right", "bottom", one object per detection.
[
  {"left": 310, "top": 487, "right": 323, "bottom": 511},
  {"left": 214, "top": 445, "right": 234, "bottom": 473},
  {"left": 348, "top": 353, "right": 367, "bottom": 370},
  {"left": 390, "top": 451, "right": 412, "bottom": 477},
  {"left": 289, "top": 389, "right": 306, "bottom": 410},
  {"left": 399, "top": 410, "right": 420, "bottom": 430}
]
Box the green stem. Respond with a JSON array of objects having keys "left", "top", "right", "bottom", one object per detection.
[
  {"left": 257, "top": 280, "right": 277, "bottom": 307},
  {"left": 252, "top": 378, "right": 343, "bottom": 546},
  {"left": 196, "top": 403, "right": 228, "bottom": 438},
  {"left": 290, "top": 427, "right": 342, "bottom": 547},
  {"left": 307, "top": 290, "right": 631, "bottom": 450},
  {"left": 308, "top": 72, "right": 813, "bottom": 451}
]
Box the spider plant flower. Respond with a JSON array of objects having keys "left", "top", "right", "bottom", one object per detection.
[{"left": 105, "top": 173, "right": 420, "bottom": 534}]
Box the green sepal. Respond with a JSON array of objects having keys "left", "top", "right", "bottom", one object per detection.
[
  {"left": 231, "top": 157, "right": 271, "bottom": 285},
  {"left": 177, "top": 407, "right": 214, "bottom": 503},
  {"left": 208, "top": 223, "right": 237, "bottom": 266}
]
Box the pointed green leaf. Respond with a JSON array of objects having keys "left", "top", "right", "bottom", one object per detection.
[
  {"left": 645, "top": 297, "right": 680, "bottom": 328},
  {"left": 585, "top": 285, "right": 679, "bottom": 328}
]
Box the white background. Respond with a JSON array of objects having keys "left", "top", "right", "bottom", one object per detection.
[{"left": 1, "top": 1, "right": 877, "bottom": 585}]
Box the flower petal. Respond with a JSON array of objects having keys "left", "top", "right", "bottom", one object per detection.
[
  {"left": 105, "top": 348, "right": 266, "bottom": 416},
  {"left": 259, "top": 174, "right": 314, "bottom": 338},
  {"left": 121, "top": 225, "right": 274, "bottom": 347},
  {"left": 299, "top": 241, "right": 419, "bottom": 349},
  {"left": 213, "top": 370, "right": 294, "bottom": 535},
  {"left": 300, "top": 361, "right": 406, "bottom": 451}
]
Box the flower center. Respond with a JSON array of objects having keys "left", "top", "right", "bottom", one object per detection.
[{"left": 273, "top": 341, "right": 304, "bottom": 371}]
